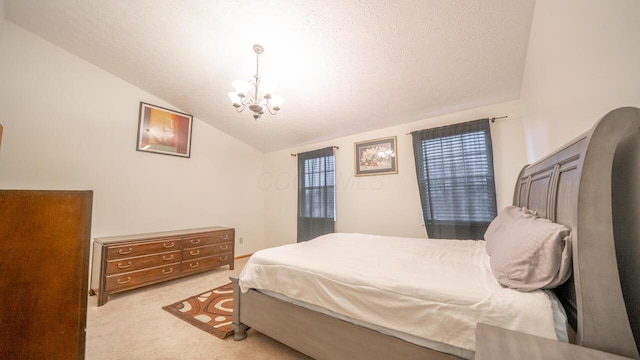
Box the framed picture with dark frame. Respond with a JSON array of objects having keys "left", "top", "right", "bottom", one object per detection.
[
  {"left": 354, "top": 136, "right": 398, "bottom": 176},
  {"left": 136, "top": 102, "right": 193, "bottom": 158}
]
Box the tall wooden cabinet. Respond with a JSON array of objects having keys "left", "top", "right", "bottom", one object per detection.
[{"left": 0, "top": 190, "right": 93, "bottom": 360}]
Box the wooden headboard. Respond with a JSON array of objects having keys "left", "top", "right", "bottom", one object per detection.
[{"left": 513, "top": 107, "right": 640, "bottom": 358}]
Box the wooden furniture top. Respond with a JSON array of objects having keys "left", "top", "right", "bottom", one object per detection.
[
  {"left": 475, "top": 323, "right": 633, "bottom": 360},
  {"left": 94, "top": 226, "right": 233, "bottom": 244}
]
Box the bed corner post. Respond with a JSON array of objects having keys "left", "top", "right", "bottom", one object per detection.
[{"left": 230, "top": 276, "right": 249, "bottom": 341}]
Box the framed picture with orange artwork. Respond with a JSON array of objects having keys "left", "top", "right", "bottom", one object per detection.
[{"left": 136, "top": 102, "right": 193, "bottom": 158}]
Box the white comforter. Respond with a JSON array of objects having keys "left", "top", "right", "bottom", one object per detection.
[{"left": 238, "top": 233, "right": 558, "bottom": 353}]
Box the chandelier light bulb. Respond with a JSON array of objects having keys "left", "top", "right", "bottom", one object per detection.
[
  {"left": 260, "top": 82, "right": 277, "bottom": 97},
  {"left": 232, "top": 80, "right": 251, "bottom": 95},
  {"left": 228, "top": 92, "right": 242, "bottom": 107},
  {"left": 270, "top": 95, "right": 285, "bottom": 110}
]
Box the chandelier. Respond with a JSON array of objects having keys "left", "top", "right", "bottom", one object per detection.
[{"left": 228, "top": 44, "right": 284, "bottom": 120}]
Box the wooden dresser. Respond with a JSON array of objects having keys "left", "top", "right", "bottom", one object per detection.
[
  {"left": 0, "top": 190, "right": 93, "bottom": 360},
  {"left": 90, "top": 226, "right": 234, "bottom": 306}
]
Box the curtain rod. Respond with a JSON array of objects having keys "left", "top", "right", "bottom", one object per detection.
[
  {"left": 291, "top": 146, "right": 339, "bottom": 157},
  {"left": 405, "top": 116, "right": 508, "bottom": 135},
  {"left": 489, "top": 116, "right": 508, "bottom": 123}
]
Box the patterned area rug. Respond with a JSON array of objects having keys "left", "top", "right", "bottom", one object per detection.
[{"left": 162, "top": 282, "right": 234, "bottom": 339}]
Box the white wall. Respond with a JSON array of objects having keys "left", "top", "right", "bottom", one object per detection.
[
  {"left": 263, "top": 101, "right": 527, "bottom": 248},
  {"left": 521, "top": 0, "right": 640, "bottom": 162},
  {"left": 0, "top": 20, "right": 265, "bottom": 256}
]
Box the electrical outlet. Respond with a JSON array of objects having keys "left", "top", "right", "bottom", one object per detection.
[{"left": 239, "top": 237, "right": 244, "bottom": 244}]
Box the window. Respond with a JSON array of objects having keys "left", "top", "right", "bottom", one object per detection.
[
  {"left": 297, "top": 147, "right": 335, "bottom": 242},
  {"left": 411, "top": 119, "right": 497, "bottom": 239}
]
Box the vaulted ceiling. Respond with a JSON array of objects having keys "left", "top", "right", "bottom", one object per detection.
[{"left": 4, "top": 0, "right": 536, "bottom": 152}]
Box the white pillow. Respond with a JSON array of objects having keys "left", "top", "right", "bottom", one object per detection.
[{"left": 484, "top": 206, "right": 572, "bottom": 291}]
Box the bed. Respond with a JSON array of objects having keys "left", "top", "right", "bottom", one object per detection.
[{"left": 231, "top": 106, "right": 640, "bottom": 359}]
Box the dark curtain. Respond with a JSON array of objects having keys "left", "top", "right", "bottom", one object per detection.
[
  {"left": 297, "top": 147, "right": 335, "bottom": 242},
  {"left": 411, "top": 119, "right": 497, "bottom": 239}
]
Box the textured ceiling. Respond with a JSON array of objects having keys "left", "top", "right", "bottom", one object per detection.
[{"left": 4, "top": 0, "right": 536, "bottom": 152}]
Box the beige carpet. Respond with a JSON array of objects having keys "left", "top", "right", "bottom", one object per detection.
[{"left": 85, "top": 258, "right": 312, "bottom": 359}]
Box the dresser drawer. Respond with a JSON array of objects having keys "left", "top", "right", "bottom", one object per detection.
[
  {"left": 105, "top": 264, "right": 181, "bottom": 291},
  {"left": 181, "top": 253, "right": 232, "bottom": 274},
  {"left": 182, "top": 231, "right": 233, "bottom": 249},
  {"left": 182, "top": 242, "right": 233, "bottom": 260},
  {"left": 106, "top": 251, "right": 182, "bottom": 275},
  {"left": 107, "top": 237, "right": 182, "bottom": 259}
]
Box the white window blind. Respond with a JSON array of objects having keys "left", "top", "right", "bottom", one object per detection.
[{"left": 301, "top": 156, "right": 335, "bottom": 218}]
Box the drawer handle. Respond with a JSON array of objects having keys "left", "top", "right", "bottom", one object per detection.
[
  {"left": 189, "top": 249, "right": 200, "bottom": 256},
  {"left": 219, "top": 256, "right": 228, "bottom": 261},
  {"left": 162, "top": 255, "right": 174, "bottom": 261},
  {"left": 117, "top": 261, "right": 132, "bottom": 269},
  {"left": 163, "top": 242, "right": 175, "bottom": 248},
  {"left": 189, "top": 262, "right": 200, "bottom": 269},
  {"left": 162, "top": 268, "right": 174, "bottom": 275},
  {"left": 118, "top": 248, "right": 133, "bottom": 255},
  {"left": 116, "top": 277, "right": 132, "bottom": 284},
  {"left": 219, "top": 245, "right": 229, "bottom": 250},
  {"left": 190, "top": 239, "right": 201, "bottom": 245},
  {"left": 220, "top": 235, "right": 229, "bottom": 240}
]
